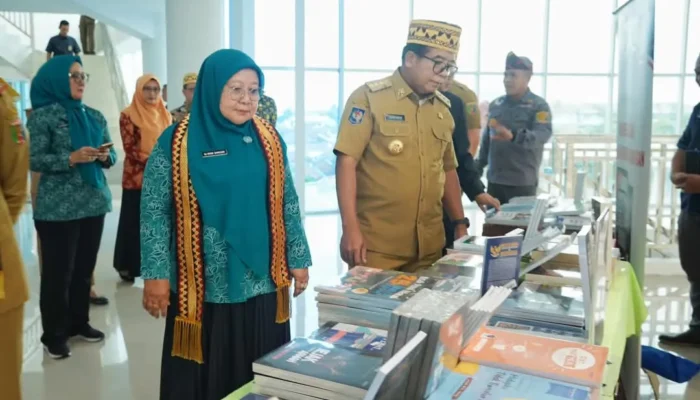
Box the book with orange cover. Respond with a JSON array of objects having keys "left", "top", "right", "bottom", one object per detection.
[{"left": 459, "top": 326, "right": 608, "bottom": 388}]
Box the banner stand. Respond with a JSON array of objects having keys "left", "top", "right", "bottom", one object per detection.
[{"left": 613, "top": 0, "right": 655, "bottom": 398}]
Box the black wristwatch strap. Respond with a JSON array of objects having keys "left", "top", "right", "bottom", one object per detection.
[{"left": 451, "top": 217, "right": 470, "bottom": 228}]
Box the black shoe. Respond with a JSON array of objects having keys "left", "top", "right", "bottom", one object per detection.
[
  {"left": 89, "top": 295, "right": 109, "bottom": 306},
  {"left": 71, "top": 325, "right": 105, "bottom": 343},
  {"left": 118, "top": 271, "right": 135, "bottom": 283},
  {"left": 43, "top": 342, "right": 71, "bottom": 359},
  {"left": 658, "top": 329, "right": 700, "bottom": 347}
]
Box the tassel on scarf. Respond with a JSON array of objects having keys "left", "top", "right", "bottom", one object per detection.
[
  {"left": 275, "top": 285, "right": 291, "bottom": 323},
  {"left": 172, "top": 316, "right": 204, "bottom": 364}
]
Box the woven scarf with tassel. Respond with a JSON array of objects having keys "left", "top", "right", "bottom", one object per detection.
[{"left": 170, "top": 114, "right": 291, "bottom": 364}]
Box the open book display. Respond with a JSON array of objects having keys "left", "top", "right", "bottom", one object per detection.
[{"left": 248, "top": 199, "right": 615, "bottom": 399}]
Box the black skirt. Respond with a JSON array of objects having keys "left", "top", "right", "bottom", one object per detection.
[
  {"left": 160, "top": 291, "right": 291, "bottom": 400},
  {"left": 114, "top": 188, "right": 142, "bottom": 278}
]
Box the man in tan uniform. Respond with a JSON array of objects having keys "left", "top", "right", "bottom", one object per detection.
[
  {"left": 0, "top": 78, "right": 29, "bottom": 400},
  {"left": 335, "top": 20, "right": 468, "bottom": 272},
  {"left": 170, "top": 72, "right": 197, "bottom": 123},
  {"left": 440, "top": 74, "right": 481, "bottom": 156}
]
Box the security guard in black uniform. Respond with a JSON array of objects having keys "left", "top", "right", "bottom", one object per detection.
[{"left": 476, "top": 52, "right": 553, "bottom": 204}]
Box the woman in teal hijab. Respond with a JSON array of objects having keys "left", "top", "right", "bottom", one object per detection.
[
  {"left": 27, "top": 55, "right": 117, "bottom": 360},
  {"left": 140, "top": 49, "right": 312, "bottom": 399}
]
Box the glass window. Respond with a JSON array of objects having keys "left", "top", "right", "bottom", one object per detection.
[
  {"left": 306, "top": 0, "right": 339, "bottom": 68},
  {"left": 653, "top": 0, "right": 684, "bottom": 74},
  {"left": 480, "top": 0, "right": 546, "bottom": 73},
  {"left": 305, "top": 71, "right": 340, "bottom": 212},
  {"left": 546, "top": 76, "right": 609, "bottom": 135},
  {"left": 342, "top": 71, "right": 394, "bottom": 104},
  {"left": 548, "top": 0, "right": 613, "bottom": 73},
  {"left": 683, "top": 77, "right": 700, "bottom": 130},
  {"left": 255, "top": 0, "right": 295, "bottom": 67},
  {"left": 262, "top": 70, "right": 296, "bottom": 169},
  {"left": 412, "top": 0, "right": 479, "bottom": 72},
  {"left": 477, "top": 74, "right": 543, "bottom": 106},
  {"left": 344, "top": 0, "right": 410, "bottom": 69},
  {"left": 651, "top": 77, "right": 680, "bottom": 135},
  {"left": 612, "top": 77, "right": 619, "bottom": 133},
  {"left": 687, "top": 0, "right": 700, "bottom": 74}
]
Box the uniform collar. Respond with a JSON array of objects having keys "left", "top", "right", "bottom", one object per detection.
[
  {"left": 391, "top": 69, "right": 437, "bottom": 103},
  {"left": 507, "top": 88, "right": 533, "bottom": 103}
]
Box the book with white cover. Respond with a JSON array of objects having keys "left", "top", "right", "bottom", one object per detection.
[{"left": 364, "top": 332, "right": 428, "bottom": 400}]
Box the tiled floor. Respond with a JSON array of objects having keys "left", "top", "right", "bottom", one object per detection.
[{"left": 13, "top": 200, "right": 700, "bottom": 399}]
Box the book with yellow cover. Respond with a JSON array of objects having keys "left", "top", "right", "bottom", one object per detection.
[{"left": 459, "top": 326, "right": 608, "bottom": 388}]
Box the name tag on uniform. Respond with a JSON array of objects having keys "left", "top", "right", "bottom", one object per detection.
[
  {"left": 202, "top": 149, "right": 228, "bottom": 158},
  {"left": 385, "top": 114, "right": 406, "bottom": 122}
]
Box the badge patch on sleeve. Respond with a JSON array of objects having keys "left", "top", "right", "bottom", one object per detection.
[
  {"left": 10, "top": 121, "right": 25, "bottom": 144},
  {"left": 348, "top": 107, "right": 366, "bottom": 125},
  {"left": 465, "top": 102, "right": 478, "bottom": 115},
  {"left": 535, "top": 111, "right": 551, "bottom": 123}
]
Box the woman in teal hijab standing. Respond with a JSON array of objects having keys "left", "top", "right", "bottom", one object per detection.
[
  {"left": 140, "top": 49, "right": 312, "bottom": 400},
  {"left": 28, "top": 55, "right": 117, "bottom": 359}
]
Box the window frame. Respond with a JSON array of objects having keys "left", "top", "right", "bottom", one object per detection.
[{"left": 245, "top": 0, "right": 696, "bottom": 215}]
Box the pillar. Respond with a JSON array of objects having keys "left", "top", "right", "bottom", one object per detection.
[
  {"left": 141, "top": 12, "right": 167, "bottom": 84},
  {"left": 166, "top": 0, "right": 226, "bottom": 108},
  {"left": 228, "top": 0, "right": 255, "bottom": 55}
]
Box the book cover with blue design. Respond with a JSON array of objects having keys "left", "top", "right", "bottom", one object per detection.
[
  {"left": 253, "top": 338, "right": 381, "bottom": 395},
  {"left": 481, "top": 236, "right": 523, "bottom": 294},
  {"left": 309, "top": 322, "right": 387, "bottom": 356},
  {"left": 316, "top": 266, "right": 467, "bottom": 308},
  {"left": 428, "top": 364, "right": 594, "bottom": 400}
]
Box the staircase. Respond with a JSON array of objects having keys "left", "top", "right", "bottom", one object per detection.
[
  {"left": 0, "top": 12, "right": 35, "bottom": 78},
  {"left": 0, "top": 13, "right": 126, "bottom": 187}
]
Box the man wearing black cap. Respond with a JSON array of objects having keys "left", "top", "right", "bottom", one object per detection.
[{"left": 476, "top": 52, "right": 553, "bottom": 204}]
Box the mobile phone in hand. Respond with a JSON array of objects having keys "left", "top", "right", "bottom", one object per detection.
[{"left": 99, "top": 142, "right": 114, "bottom": 150}]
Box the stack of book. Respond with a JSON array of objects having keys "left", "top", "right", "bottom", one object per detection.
[
  {"left": 365, "top": 331, "right": 427, "bottom": 400},
  {"left": 384, "top": 289, "right": 481, "bottom": 400},
  {"left": 484, "top": 196, "right": 551, "bottom": 228},
  {"left": 315, "top": 267, "right": 478, "bottom": 330},
  {"left": 253, "top": 322, "right": 386, "bottom": 399},
  {"left": 427, "top": 252, "right": 483, "bottom": 278},
  {"left": 493, "top": 281, "right": 586, "bottom": 335},
  {"left": 253, "top": 322, "right": 428, "bottom": 400}
]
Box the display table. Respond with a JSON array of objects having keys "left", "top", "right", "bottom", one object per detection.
[
  {"left": 223, "top": 382, "right": 254, "bottom": 400},
  {"left": 225, "top": 261, "right": 648, "bottom": 400},
  {"left": 599, "top": 261, "right": 648, "bottom": 399}
]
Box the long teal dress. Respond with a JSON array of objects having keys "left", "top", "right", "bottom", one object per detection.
[{"left": 141, "top": 112, "right": 312, "bottom": 400}]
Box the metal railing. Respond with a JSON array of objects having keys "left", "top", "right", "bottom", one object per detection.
[
  {"left": 96, "top": 22, "right": 129, "bottom": 111},
  {"left": 540, "top": 134, "right": 681, "bottom": 256},
  {"left": 0, "top": 11, "right": 32, "bottom": 37}
]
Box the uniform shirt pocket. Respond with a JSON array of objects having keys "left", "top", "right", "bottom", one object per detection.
[
  {"left": 430, "top": 126, "right": 451, "bottom": 166},
  {"left": 376, "top": 123, "right": 413, "bottom": 161}
]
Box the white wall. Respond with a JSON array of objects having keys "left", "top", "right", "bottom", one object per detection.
[
  {"left": 106, "top": 25, "right": 143, "bottom": 100},
  {"left": 0, "top": 0, "right": 159, "bottom": 39}
]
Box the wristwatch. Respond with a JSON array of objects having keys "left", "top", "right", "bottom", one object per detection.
[{"left": 451, "top": 217, "right": 470, "bottom": 229}]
